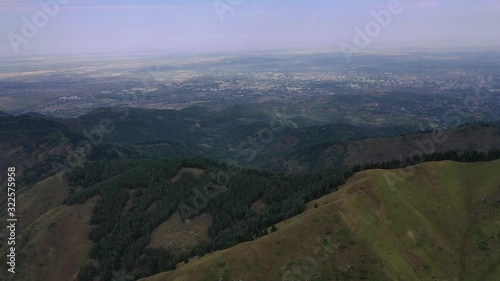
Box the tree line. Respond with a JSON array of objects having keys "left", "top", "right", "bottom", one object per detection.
[{"left": 73, "top": 149, "right": 500, "bottom": 280}]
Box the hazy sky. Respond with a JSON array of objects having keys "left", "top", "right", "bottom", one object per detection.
[{"left": 1, "top": 0, "right": 499, "bottom": 57}]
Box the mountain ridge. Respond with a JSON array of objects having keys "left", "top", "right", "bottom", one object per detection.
[{"left": 142, "top": 160, "right": 500, "bottom": 281}]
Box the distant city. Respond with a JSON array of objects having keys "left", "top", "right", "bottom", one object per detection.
[{"left": 0, "top": 51, "right": 498, "bottom": 130}]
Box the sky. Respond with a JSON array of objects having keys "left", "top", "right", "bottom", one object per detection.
[{"left": 0, "top": 0, "right": 499, "bottom": 57}]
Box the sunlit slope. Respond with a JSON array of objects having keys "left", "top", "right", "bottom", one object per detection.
[
  {"left": 334, "top": 160, "right": 500, "bottom": 281},
  {"left": 143, "top": 160, "right": 500, "bottom": 281},
  {"left": 0, "top": 174, "right": 98, "bottom": 281},
  {"left": 10, "top": 197, "right": 99, "bottom": 281}
]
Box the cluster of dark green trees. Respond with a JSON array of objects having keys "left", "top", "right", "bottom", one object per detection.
[
  {"left": 344, "top": 149, "right": 500, "bottom": 178},
  {"left": 72, "top": 149, "right": 500, "bottom": 281},
  {"left": 71, "top": 159, "right": 186, "bottom": 280},
  {"left": 70, "top": 157, "right": 345, "bottom": 280}
]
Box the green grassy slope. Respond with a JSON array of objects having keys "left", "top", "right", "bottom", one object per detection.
[
  {"left": 0, "top": 174, "right": 98, "bottom": 281},
  {"left": 143, "top": 160, "right": 500, "bottom": 281}
]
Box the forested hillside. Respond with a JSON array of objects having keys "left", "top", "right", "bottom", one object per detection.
[
  {"left": 143, "top": 160, "right": 500, "bottom": 281},
  {"left": 66, "top": 157, "right": 345, "bottom": 280},
  {"left": 1, "top": 107, "right": 499, "bottom": 281},
  {"left": 46, "top": 150, "right": 500, "bottom": 280},
  {"left": 1, "top": 108, "right": 499, "bottom": 190}
]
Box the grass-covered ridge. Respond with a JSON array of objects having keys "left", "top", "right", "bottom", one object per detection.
[
  {"left": 143, "top": 160, "right": 500, "bottom": 281},
  {"left": 3, "top": 149, "right": 498, "bottom": 281}
]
